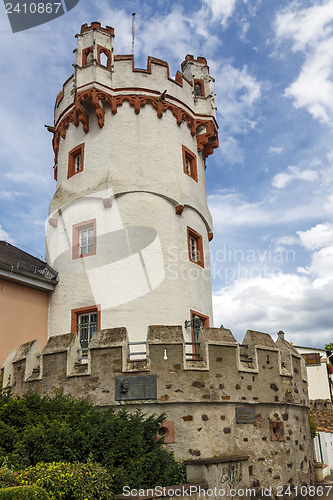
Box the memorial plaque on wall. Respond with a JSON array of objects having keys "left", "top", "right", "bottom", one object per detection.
[
  {"left": 115, "top": 375, "right": 157, "bottom": 401},
  {"left": 236, "top": 407, "right": 255, "bottom": 423}
]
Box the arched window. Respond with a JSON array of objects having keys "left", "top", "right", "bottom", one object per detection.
[{"left": 99, "top": 51, "right": 108, "bottom": 66}]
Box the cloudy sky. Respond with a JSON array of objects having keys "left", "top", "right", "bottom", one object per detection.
[{"left": 1, "top": 0, "right": 333, "bottom": 348}]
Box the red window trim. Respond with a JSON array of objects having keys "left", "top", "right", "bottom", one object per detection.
[
  {"left": 71, "top": 304, "right": 101, "bottom": 334},
  {"left": 68, "top": 143, "right": 85, "bottom": 179},
  {"left": 82, "top": 46, "right": 93, "bottom": 66},
  {"left": 187, "top": 226, "right": 204, "bottom": 267},
  {"left": 193, "top": 79, "right": 205, "bottom": 97},
  {"left": 182, "top": 145, "right": 198, "bottom": 182},
  {"left": 72, "top": 219, "right": 96, "bottom": 260},
  {"left": 97, "top": 45, "right": 111, "bottom": 67},
  {"left": 190, "top": 309, "right": 209, "bottom": 353},
  {"left": 190, "top": 310, "right": 209, "bottom": 327}
]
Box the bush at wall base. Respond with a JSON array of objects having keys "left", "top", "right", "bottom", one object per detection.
[
  {"left": 16, "top": 462, "right": 114, "bottom": 500},
  {"left": 0, "top": 485, "right": 50, "bottom": 499},
  {"left": 0, "top": 392, "right": 185, "bottom": 491}
]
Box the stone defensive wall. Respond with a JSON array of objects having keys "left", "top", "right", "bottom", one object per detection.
[{"left": 2, "top": 327, "right": 314, "bottom": 496}]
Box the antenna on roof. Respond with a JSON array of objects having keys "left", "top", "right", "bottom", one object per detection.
[{"left": 132, "top": 13, "right": 135, "bottom": 56}]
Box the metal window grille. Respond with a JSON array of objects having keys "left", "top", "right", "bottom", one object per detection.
[
  {"left": 189, "top": 236, "right": 197, "bottom": 261},
  {"left": 185, "top": 156, "right": 191, "bottom": 175},
  {"left": 77, "top": 312, "right": 97, "bottom": 351},
  {"left": 80, "top": 227, "right": 94, "bottom": 255},
  {"left": 74, "top": 154, "right": 82, "bottom": 172}
]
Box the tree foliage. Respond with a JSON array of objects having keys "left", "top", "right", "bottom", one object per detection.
[{"left": 0, "top": 392, "right": 185, "bottom": 494}]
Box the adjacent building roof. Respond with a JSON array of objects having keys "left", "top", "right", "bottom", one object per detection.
[{"left": 0, "top": 241, "right": 58, "bottom": 291}]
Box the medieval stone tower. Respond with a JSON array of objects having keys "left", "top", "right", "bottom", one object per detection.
[
  {"left": 3, "top": 23, "right": 315, "bottom": 494},
  {"left": 46, "top": 22, "right": 219, "bottom": 351}
]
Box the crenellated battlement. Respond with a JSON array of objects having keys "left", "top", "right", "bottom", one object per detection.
[
  {"left": 1, "top": 326, "right": 314, "bottom": 490},
  {"left": 52, "top": 23, "right": 218, "bottom": 171},
  {"left": 1, "top": 326, "right": 308, "bottom": 409}
]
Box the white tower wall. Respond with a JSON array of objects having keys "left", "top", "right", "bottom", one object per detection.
[{"left": 47, "top": 23, "right": 219, "bottom": 345}]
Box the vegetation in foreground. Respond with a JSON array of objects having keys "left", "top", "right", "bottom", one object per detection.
[{"left": 0, "top": 389, "right": 185, "bottom": 499}]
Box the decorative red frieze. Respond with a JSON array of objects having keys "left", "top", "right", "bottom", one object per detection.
[
  {"left": 196, "top": 120, "right": 219, "bottom": 161},
  {"left": 52, "top": 88, "right": 218, "bottom": 165}
]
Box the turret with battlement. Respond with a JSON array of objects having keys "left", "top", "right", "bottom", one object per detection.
[{"left": 46, "top": 23, "right": 218, "bottom": 348}]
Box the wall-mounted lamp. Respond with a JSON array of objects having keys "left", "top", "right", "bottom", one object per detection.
[{"left": 185, "top": 314, "right": 201, "bottom": 345}]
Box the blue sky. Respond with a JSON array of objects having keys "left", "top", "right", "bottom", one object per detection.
[{"left": 1, "top": 0, "right": 333, "bottom": 347}]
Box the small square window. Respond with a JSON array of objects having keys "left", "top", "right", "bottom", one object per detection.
[
  {"left": 72, "top": 219, "right": 96, "bottom": 259},
  {"left": 187, "top": 227, "right": 204, "bottom": 267},
  {"left": 68, "top": 143, "right": 85, "bottom": 179},
  {"left": 182, "top": 145, "right": 198, "bottom": 182}
]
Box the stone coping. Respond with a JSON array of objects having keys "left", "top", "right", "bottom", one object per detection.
[{"left": 183, "top": 455, "right": 249, "bottom": 466}]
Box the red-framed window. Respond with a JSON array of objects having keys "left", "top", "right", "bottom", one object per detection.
[
  {"left": 187, "top": 227, "right": 204, "bottom": 267},
  {"left": 193, "top": 79, "right": 205, "bottom": 97},
  {"left": 72, "top": 219, "right": 96, "bottom": 259},
  {"left": 71, "top": 305, "right": 101, "bottom": 352},
  {"left": 182, "top": 145, "right": 198, "bottom": 182},
  {"left": 68, "top": 143, "right": 84, "bottom": 179}
]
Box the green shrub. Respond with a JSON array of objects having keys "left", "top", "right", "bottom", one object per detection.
[
  {"left": 17, "top": 462, "right": 113, "bottom": 500},
  {"left": 0, "top": 458, "right": 19, "bottom": 488},
  {"left": 0, "top": 392, "right": 185, "bottom": 492},
  {"left": 0, "top": 485, "right": 49, "bottom": 499}
]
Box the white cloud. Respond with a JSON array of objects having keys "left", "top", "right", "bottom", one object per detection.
[
  {"left": 213, "top": 220, "right": 333, "bottom": 346},
  {"left": 203, "top": 0, "right": 238, "bottom": 26},
  {"left": 208, "top": 187, "right": 328, "bottom": 229},
  {"left": 275, "top": 235, "right": 299, "bottom": 246},
  {"left": 275, "top": 1, "right": 333, "bottom": 50},
  {"left": 275, "top": 1, "right": 333, "bottom": 124},
  {"left": 213, "top": 268, "right": 333, "bottom": 346},
  {"left": 0, "top": 225, "right": 15, "bottom": 243},
  {"left": 212, "top": 63, "right": 262, "bottom": 157},
  {"left": 209, "top": 192, "right": 269, "bottom": 227},
  {"left": 298, "top": 222, "right": 333, "bottom": 250},
  {"left": 272, "top": 166, "right": 318, "bottom": 189},
  {"left": 268, "top": 146, "right": 283, "bottom": 154}
]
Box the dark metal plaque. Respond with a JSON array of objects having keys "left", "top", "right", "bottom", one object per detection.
[
  {"left": 236, "top": 407, "right": 255, "bottom": 424},
  {"left": 115, "top": 375, "right": 157, "bottom": 401}
]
